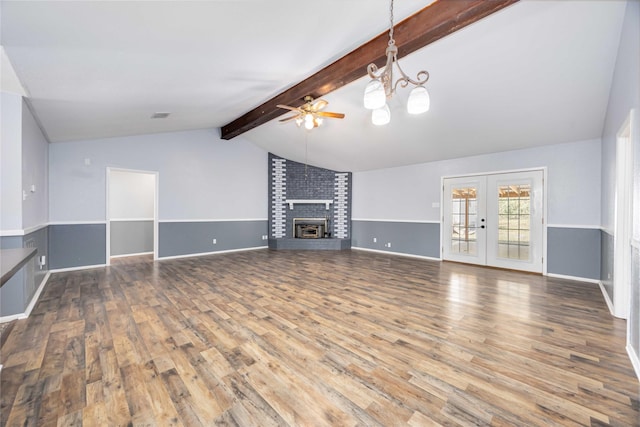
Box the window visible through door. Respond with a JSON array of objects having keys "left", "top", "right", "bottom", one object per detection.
[{"left": 443, "top": 170, "right": 544, "bottom": 273}]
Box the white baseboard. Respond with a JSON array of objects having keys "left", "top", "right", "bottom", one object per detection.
[
  {"left": 545, "top": 272, "right": 600, "bottom": 285},
  {"left": 110, "top": 251, "right": 153, "bottom": 259},
  {"left": 351, "top": 246, "right": 441, "bottom": 261},
  {"left": 23, "top": 272, "right": 50, "bottom": 318},
  {"left": 626, "top": 343, "right": 640, "bottom": 382},
  {"left": 0, "top": 272, "right": 51, "bottom": 323},
  {"left": 0, "top": 313, "right": 24, "bottom": 323},
  {"left": 49, "top": 263, "right": 106, "bottom": 273},
  {"left": 158, "top": 245, "right": 268, "bottom": 261},
  {"left": 598, "top": 281, "right": 616, "bottom": 316}
]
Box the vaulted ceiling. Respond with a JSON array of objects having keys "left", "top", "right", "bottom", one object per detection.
[{"left": 1, "top": 1, "right": 629, "bottom": 171}]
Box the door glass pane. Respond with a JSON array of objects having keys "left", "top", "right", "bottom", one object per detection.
[
  {"left": 450, "top": 187, "right": 477, "bottom": 255},
  {"left": 497, "top": 184, "right": 531, "bottom": 260}
]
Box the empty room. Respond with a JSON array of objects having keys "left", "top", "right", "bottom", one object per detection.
[{"left": 1, "top": 0, "right": 639, "bottom": 425}]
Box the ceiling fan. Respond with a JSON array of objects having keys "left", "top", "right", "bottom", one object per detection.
[{"left": 277, "top": 96, "right": 345, "bottom": 130}]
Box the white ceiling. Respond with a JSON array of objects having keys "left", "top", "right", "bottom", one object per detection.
[{"left": 1, "top": 1, "right": 629, "bottom": 172}]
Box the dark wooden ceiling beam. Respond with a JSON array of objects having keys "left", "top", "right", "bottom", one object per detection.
[{"left": 221, "top": 0, "right": 518, "bottom": 140}]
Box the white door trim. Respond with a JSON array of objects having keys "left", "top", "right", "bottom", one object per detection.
[
  {"left": 613, "top": 111, "right": 635, "bottom": 319},
  {"left": 106, "top": 167, "right": 159, "bottom": 265},
  {"left": 441, "top": 168, "right": 547, "bottom": 274}
]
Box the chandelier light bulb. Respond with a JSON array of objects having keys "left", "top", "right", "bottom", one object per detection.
[
  {"left": 407, "top": 86, "right": 430, "bottom": 115},
  {"left": 372, "top": 104, "right": 391, "bottom": 126},
  {"left": 304, "top": 114, "right": 315, "bottom": 130},
  {"left": 364, "top": 79, "right": 386, "bottom": 110}
]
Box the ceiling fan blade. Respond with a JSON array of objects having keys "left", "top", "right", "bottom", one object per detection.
[
  {"left": 309, "top": 99, "right": 328, "bottom": 112},
  {"left": 279, "top": 114, "right": 300, "bottom": 123},
  {"left": 276, "top": 104, "right": 301, "bottom": 112},
  {"left": 316, "top": 111, "right": 345, "bottom": 119}
]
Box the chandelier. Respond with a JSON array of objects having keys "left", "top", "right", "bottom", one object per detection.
[{"left": 363, "top": 0, "right": 431, "bottom": 125}]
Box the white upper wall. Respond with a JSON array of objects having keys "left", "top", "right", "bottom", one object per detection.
[
  {"left": 21, "top": 99, "right": 49, "bottom": 230},
  {"left": 49, "top": 129, "right": 268, "bottom": 222},
  {"left": 353, "top": 139, "right": 602, "bottom": 227},
  {"left": 601, "top": 0, "right": 640, "bottom": 233},
  {"left": 108, "top": 170, "right": 155, "bottom": 220},
  {"left": 0, "top": 92, "right": 23, "bottom": 231}
]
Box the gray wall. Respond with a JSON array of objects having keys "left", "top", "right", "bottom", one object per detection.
[
  {"left": 0, "top": 236, "right": 26, "bottom": 317},
  {"left": 110, "top": 221, "right": 153, "bottom": 256},
  {"left": 49, "top": 224, "right": 106, "bottom": 270},
  {"left": 352, "top": 221, "right": 440, "bottom": 259},
  {"left": 159, "top": 220, "right": 267, "bottom": 258},
  {"left": 352, "top": 221, "right": 602, "bottom": 279},
  {"left": 547, "top": 227, "right": 601, "bottom": 280},
  {"left": 0, "top": 228, "right": 49, "bottom": 317}
]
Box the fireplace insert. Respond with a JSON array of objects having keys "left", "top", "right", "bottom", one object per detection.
[{"left": 293, "top": 218, "right": 328, "bottom": 239}]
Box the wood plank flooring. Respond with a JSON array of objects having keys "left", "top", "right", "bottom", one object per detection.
[{"left": 1, "top": 249, "right": 639, "bottom": 426}]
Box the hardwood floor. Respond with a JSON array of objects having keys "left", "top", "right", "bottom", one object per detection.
[{"left": 1, "top": 249, "right": 638, "bottom": 426}]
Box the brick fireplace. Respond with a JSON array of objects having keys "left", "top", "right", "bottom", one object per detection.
[{"left": 268, "top": 153, "right": 351, "bottom": 250}]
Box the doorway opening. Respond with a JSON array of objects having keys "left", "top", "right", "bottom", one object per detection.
[{"left": 106, "top": 168, "right": 158, "bottom": 266}]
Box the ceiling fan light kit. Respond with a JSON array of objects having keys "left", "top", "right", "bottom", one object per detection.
[
  {"left": 278, "top": 96, "right": 344, "bottom": 130},
  {"left": 364, "top": 0, "right": 431, "bottom": 124}
]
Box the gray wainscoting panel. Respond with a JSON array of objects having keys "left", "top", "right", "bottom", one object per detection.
[
  {"left": 1, "top": 269, "right": 25, "bottom": 317},
  {"left": 0, "top": 236, "right": 22, "bottom": 250},
  {"left": 600, "top": 230, "right": 614, "bottom": 301},
  {"left": 49, "top": 224, "right": 107, "bottom": 269},
  {"left": 351, "top": 220, "right": 440, "bottom": 258},
  {"left": 110, "top": 220, "right": 153, "bottom": 256},
  {"left": 547, "top": 227, "right": 601, "bottom": 280},
  {"left": 159, "top": 220, "right": 267, "bottom": 258},
  {"left": 0, "top": 228, "right": 49, "bottom": 317},
  {"left": 23, "top": 227, "right": 48, "bottom": 304}
]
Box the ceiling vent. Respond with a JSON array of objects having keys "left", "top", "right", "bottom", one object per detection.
[{"left": 151, "top": 112, "right": 170, "bottom": 119}]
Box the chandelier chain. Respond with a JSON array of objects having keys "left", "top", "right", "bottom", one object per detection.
[{"left": 389, "top": 0, "right": 395, "bottom": 45}]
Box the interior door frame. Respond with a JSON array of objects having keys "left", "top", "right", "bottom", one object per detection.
[
  {"left": 106, "top": 167, "right": 159, "bottom": 266},
  {"left": 613, "top": 111, "right": 634, "bottom": 319},
  {"left": 440, "top": 167, "right": 548, "bottom": 274}
]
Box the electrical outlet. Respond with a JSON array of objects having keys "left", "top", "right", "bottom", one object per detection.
[
  {"left": 373, "top": 237, "right": 377, "bottom": 243},
  {"left": 262, "top": 235, "right": 268, "bottom": 240},
  {"left": 212, "top": 238, "right": 217, "bottom": 244},
  {"left": 386, "top": 242, "right": 392, "bottom": 248}
]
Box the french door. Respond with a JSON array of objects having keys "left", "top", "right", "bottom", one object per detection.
[{"left": 443, "top": 170, "right": 544, "bottom": 273}]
